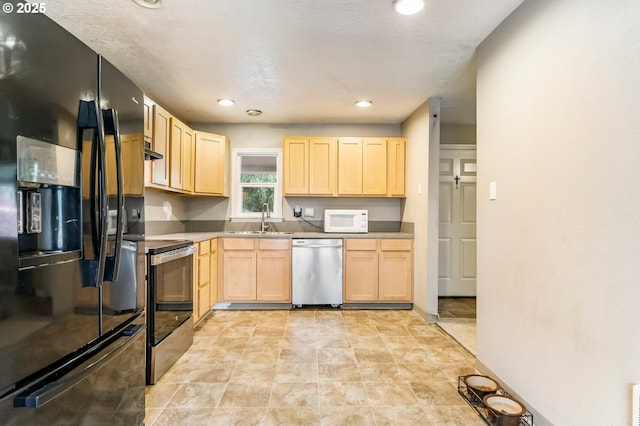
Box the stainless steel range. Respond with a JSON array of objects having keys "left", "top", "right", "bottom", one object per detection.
[{"left": 145, "top": 239, "right": 196, "bottom": 384}]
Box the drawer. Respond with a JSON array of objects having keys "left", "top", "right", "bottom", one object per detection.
[
  {"left": 380, "top": 239, "right": 412, "bottom": 251},
  {"left": 258, "top": 238, "right": 291, "bottom": 251},
  {"left": 199, "top": 239, "right": 210, "bottom": 255},
  {"left": 222, "top": 238, "right": 255, "bottom": 250},
  {"left": 345, "top": 239, "right": 377, "bottom": 251}
]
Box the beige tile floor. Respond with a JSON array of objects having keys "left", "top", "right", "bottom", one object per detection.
[
  {"left": 437, "top": 298, "right": 477, "bottom": 355},
  {"left": 145, "top": 309, "right": 485, "bottom": 426}
]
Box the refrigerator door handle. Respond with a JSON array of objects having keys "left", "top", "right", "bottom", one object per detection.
[
  {"left": 13, "top": 324, "right": 145, "bottom": 409},
  {"left": 77, "top": 99, "right": 109, "bottom": 288},
  {"left": 102, "top": 108, "right": 124, "bottom": 282}
]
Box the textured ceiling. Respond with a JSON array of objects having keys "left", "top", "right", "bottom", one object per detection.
[{"left": 45, "top": 0, "right": 523, "bottom": 125}]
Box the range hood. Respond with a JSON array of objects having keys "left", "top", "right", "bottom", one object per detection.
[{"left": 144, "top": 141, "right": 163, "bottom": 160}]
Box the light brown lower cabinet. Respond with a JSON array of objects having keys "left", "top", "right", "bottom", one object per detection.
[
  {"left": 193, "top": 238, "right": 218, "bottom": 324},
  {"left": 344, "top": 238, "right": 413, "bottom": 302},
  {"left": 220, "top": 238, "right": 291, "bottom": 302}
]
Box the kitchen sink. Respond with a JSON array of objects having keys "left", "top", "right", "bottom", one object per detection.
[{"left": 223, "top": 231, "right": 294, "bottom": 235}]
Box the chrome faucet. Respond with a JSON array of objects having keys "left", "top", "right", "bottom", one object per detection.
[{"left": 261, "top": 202, "right": 270, "bottom": 232}]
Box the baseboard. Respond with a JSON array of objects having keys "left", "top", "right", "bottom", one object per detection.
[
  {"left": 343, "top": 303, "right": 412, "bottom": 310},
  {"left": 475, "top": 359, "right": 552, "bottom": 426},
  {"left": 213, "top": 302, "right": 293, "bottom": 310},
  {"left": 412, "top": 305, "right": 438, "bottom": 323}
]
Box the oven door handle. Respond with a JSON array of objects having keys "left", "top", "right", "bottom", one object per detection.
[{"left": 150, "top": 245, "right": 196, "bottom": 265}]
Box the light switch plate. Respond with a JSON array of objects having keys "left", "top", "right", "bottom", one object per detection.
[
  {"left": 304, "top": 208, "right": 315, "bottom": 218},
  {"left": 489, "top": 181, "right": 497, "bottom": 200}
]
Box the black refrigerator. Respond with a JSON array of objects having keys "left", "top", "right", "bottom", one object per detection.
[{"left": 0, "top": 7, "right": 146, "bottom": 425}]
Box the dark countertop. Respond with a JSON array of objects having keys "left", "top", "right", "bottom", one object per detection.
[{"left": 146, "top": 231, "right": 414, "bottom": 243}]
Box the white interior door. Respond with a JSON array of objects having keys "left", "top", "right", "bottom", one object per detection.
[{"left": 438, "top": 146, "right": 477, "bottom": 296}]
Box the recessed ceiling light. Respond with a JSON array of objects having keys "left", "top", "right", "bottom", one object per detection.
[
  {"left": 131, "top": 0, "right": 163, "bottom": 9},
  {"left": 355, "top": 100, "right": 373, "bottom": 108},
  {"left": 217, "top": 98, "right": 235, "bottom": 106},
  {"left": 246, "top": 109, "right": 263, "bottom": 116},
  {"left": 393, "top": 0, "right": 424, "bottom": 15}
]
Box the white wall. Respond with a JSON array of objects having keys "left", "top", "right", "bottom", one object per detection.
[
  {"left": 401, "top": 99, "right": 439, "bottom": 320},
  {"left": 476, "top": 1, "right": 640, "bottom": 424},
  {"left": 144, "top": 190, "right": 186, "bottom": 221}
]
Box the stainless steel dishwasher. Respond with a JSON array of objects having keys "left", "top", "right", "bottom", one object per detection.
[{"left": 292, "top": 239, "right": 343, "bottom": 307}]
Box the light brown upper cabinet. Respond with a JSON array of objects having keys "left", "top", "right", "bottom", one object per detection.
[
  {"left": 337, "top": 137, "right": 363, "bottom": 195},
  {"left": 386, "top": 138, "right": 406, "bottom": 197},
  {"left": 284, "top": 136, "right": 404, "bottom": 198},
  {"left": 106, "top": 133, "right": 144, "bottom": 195},
  {"left": 143, "top": 97, "right": 154, "bottom": 141},
  {"left": 169, "top": 116, "right": 194, "bottom": 193},
  {"left": 194, "top": 132, "right": 230, "bottom": 196},
  {"left": 121, "top": 133, "right": 144, "bottom": 195},
  {"left": 362, "top": 137, "right": 387, "bottom": 196},
  {"left": 283, "top": 137, "right": 308, "bottom": 195},
  {"left": 309, "top": 137, "right": 337, "bottom": 195},
  {"left": 144, "top": 100, "right": 230, "bottom": 197},
  {"left": 338, "top": 137, "right": 391, "bottom": 196},
  {"left": 144, "top": 103, "right": 171, "bottom": 188},
  {"left": 283, "top": 137, "right": 337, "bottom": 196}
]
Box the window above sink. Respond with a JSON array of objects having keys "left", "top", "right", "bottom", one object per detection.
[{"left": 230, "top": 148, "right": 282, "bottom": 221}]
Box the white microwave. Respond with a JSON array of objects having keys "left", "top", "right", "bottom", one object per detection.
[{"left": 324, "top": 209, "right": 368, "bottom": 233}]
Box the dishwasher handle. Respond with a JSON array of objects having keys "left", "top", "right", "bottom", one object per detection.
[{"left": 292, "top": 240, "right": 343, "bottom": 248}]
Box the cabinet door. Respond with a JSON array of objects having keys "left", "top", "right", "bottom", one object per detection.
[
  {"left": 196, "top": 242, "right": 211, "bottom": 321},
  {"left": 344, "top": 250, "right": 378, "bottom": 301},
  {"left": 363, "top": 137, "right": 387, "bottom": 195},
  {"left": 209, "top": 240, "right": 218, "bottom": 307},
  {"left": 256, "top": 250, "right": 291, "bottom": 301},
  {"left": 121, "top": 133, "right": 144, "bottom": 195},
  {"left": 379, "top": 251, "right": 412, "bottom": 301},
  {"left": 182, "top": 126, "right": 194, "bottom": 193},
  {"left": 194, "top": 132, "right": 227, "bottom": 195},
  {"left": 192, "top": 245, "right": 200, "bottom": 322},
  {"left": 143, "top": 97, "right": 154, "bottom": 140},
  {"left": 222, "top": 251, "right": 257, "bottom": 301},
  {"left": 151, "top": 104, "right": 170, "bottom": 186},
  {"left": 106, "top": 135, "right": 117, "bottom": 195},
  {"left": 283, "top": 137, "right": 309, "bottom": 195},
  {"left": 169, "top": 117, "right": 194, "bottom": 193},
  {"left": 169, "top": 118, "right": 184, "bottom": 190},
  {"left": 387, "top": 138, "right": 406, "bottom": 197},
  {"left": 107, "top": 133, "right": 143, "bottom": 196},
  {"left": 309, "top": 137, "right": 337, "bottom": 195},
  {"left": 337, "top": 137, "right": 363, "bottom": 195},
  {"left": 197, "top": 284, "right": 210, "bottom": 322},
  {"left": 198, "top": 251, "right": 210, "bottom": 286}
]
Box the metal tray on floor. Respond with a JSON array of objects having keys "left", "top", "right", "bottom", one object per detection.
[{"left": 457, "top": 376, "right": 534, "bottom": 426}]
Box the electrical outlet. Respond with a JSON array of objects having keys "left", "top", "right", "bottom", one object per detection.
[
  {"left": 293, "top": 206, "right": 302, "bottom": 218},
  {"left": 304, "top": 208, "right": 315, "bottom": 218}
]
